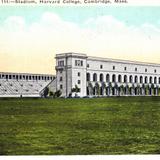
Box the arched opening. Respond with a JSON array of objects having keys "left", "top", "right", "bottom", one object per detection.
[
  {"left": 154, "top": 77, "right": 157, "bottom": 84},
  {"left": 149, "top": 76, "right": 152, "bottom": 83},
  {"left": 140, "top": 76, "right": 143, "bottom": 83},
  {"left": 129, "top": 75, "right": 133, "bottom": 83},
  {"left": 106, "top": 74, "right": 110, "bottom": 82},
  {"left": 124, "top": 75, "right": 127, "bottom": 83},
  {"left": 87, "top": 73, "right": 90, "bottom": 81},
  {"left": 135, "top": 76, "right": 138, "bottom": 83},
  {"left": 145, "top": 76, "right": 148, "bottom": 83},
  {"left": 100, "top": 74, "right": 104, "bottom": 82},
  {"left": 93, "top": 73, "right": 97, "bottom": 82},
  {"left": 118, "top": 75, "right": 122, "bottom": 83},
  {"left": 112, "top": 74, "right": 116, "bottom": 83}
]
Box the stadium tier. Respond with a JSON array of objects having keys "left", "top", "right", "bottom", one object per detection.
[{"left": 0, "top": 72, "right": 55, "bottom": 97}]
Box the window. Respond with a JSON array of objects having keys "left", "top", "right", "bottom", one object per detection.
[
  {"left": 81, "top": 61, "right": 83, "bottom": 66},
  {"left": 154, "top": 69, "right": 157, "bottom": 73},
  {"left": 100, "top": 65, "right": 103, "bottom": 69},
  {"left": 87, "top": 73, "right": 90, "bottom": 81},
  {"left": 60, "top": 70, "right": 63, "bottom": 74},
  {"left": 135, "top": 68, "right": 137, "bottom": 71},
  {"left": 145, "top": 68, "right": 147, "bottom": 72},
  {"left": 118, "top": 75, "right": 122, "bottom": 83},
  {"left": 60, "top": 77, "right": 63, "bottom": 81},
  {"left": 58, "top": 60, "right": 64, "bottom": 66},
  {"left": 78, "top": 72, "right": 80, "bottom": 77},
  {"left": 124, "top": 67, "right": 127, "bottom": 71},
  {"left": 75, "top": 60, "right": 83, "bottom": 66},
  {"left": 145, "top": 77, "right": 148, "bottom": 83},
  {"left": 135, "top": 76, "right": 138, "bottom": 83},
  {"left": 124, "top": 75, "right": 127, "bottom": 83},
  {"left": 154, "top": 77, "right": 157, "bottom": 84},
  {"left": 140, "top": 76, "right": 143, "bottom": 83},
  {"left": 87, "top": 64, "right": 89, "bottom": 68},
  {"left": 106, "top": 74, "right": 110, "bottom": 82},
  {"left": 93, "top": 73, "right": 97, "bottom": 82},
  {"left": 129, "top": 76, "right": 133, "bottom": 83},
  {"left": 60, "top": 85, "right": 63, "bottom": 89},
  {"left": 113, "top": 66, "right": 115, "bottom": 70},
  {"left": 112, "top": 74, "right": 116, "bottom": 83},
  {"left": 78, "top": 80, "right": 81, "bottom": 84},
  {"left": 149, "top": 77, "right": 152, "bottom": 83},
  {"left": 100, "top": 74, "right": 104, "bottom": 82}
]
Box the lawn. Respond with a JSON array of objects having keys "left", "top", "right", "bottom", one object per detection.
[{"left": 0, "top": 97, "right": 160, "bottom": 155}]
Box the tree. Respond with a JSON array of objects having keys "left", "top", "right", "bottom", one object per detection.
[
  {"left": 54, "top": 90, "right": 62, "bottom": 98},
  {"left": 71, "top": 85, "right": 80, "bottom": 97},
  {"left": 49, "top": 91, "right": 54, "bottom": 97},
  {"left": 43, "top": 87, "right": 49, "bottom": 98}
]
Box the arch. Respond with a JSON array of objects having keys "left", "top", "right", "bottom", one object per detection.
[
  {"left": 124, "top": 75, "right": 127, "bottom": 83},
  {"left": 86, "top": 73, "right": 90, "bottom": 81},
  {"left": 118, "top": 75, "right": 122, "bottom": 83},
  {"left": 100, "top": 74, "right": 104, "bottom": 82},
  {"left": 129, "top": 75, "right": 133, "bottom": 83},
  {"left": 112, "top": 74, "right": 116, "bottom": 83},
  {"left": 135, "top": 76, "right": 138, "bottom": 83},
  {"left": 149, "top": 76, "right": 152, "bottom": 83},
  {"left": 145, "top": 76, "right": 148, "bottom": 83},
  {"left": 106, "top": 74, "right": 110, "bottom": 82},
  {"left": 154, "top": 77, "right": 157, "bottom": 84},
  {"left": 93, "top": 73, "right": 97, "bottom": 82},
  {"left": 140, "top": 76, "right": 143, "bottom": 83}
]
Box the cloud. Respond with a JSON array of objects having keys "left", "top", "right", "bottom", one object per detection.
[{"left": 0, "top": 12, "right": 160, "bottom": 74}]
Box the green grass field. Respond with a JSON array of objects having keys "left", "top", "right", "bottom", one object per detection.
[{"left": 0, "top": 97, "right": 160, "bottom": 155}]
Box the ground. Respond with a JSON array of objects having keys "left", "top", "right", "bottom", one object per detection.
[{"left": 0, "top": 97, "right": 160, "bottom": 155}]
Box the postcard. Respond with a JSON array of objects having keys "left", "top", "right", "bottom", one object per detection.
[{"left": 0, "top": 1, "right": 160, "bottom": 160}]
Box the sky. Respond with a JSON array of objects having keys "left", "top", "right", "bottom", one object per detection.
[{"left": 0, "top": 6, "right": 160, "bottom": 74}]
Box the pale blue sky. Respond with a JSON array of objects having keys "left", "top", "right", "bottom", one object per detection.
[{"left": 0, "top": 6, "right": 160, "bottom": 27}]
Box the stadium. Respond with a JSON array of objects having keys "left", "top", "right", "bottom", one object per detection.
[{"left": 1, "top": 52, "right": 160, "bottom": 98}]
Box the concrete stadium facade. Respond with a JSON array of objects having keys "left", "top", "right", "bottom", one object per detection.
[{"left": 55, "top": 53, "right": 160, "bottom": 97}]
